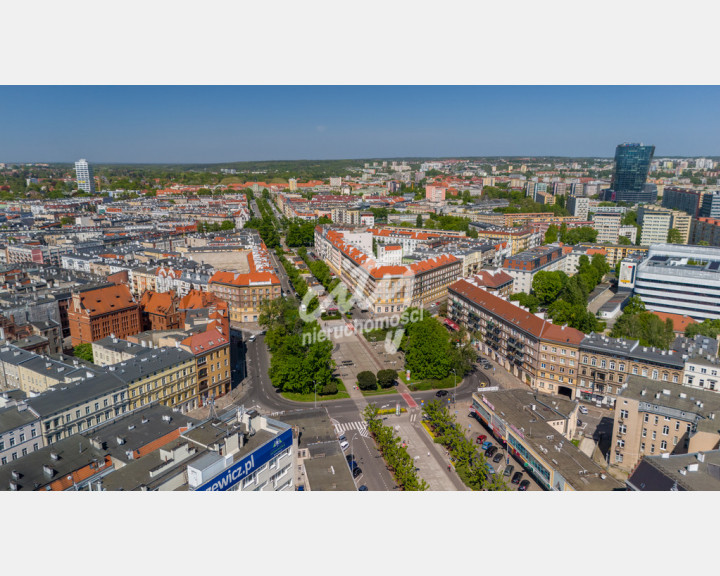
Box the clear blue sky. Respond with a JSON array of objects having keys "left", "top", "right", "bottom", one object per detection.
[{"left": 0, "top": 86, "right": 718, "bottom": 163}]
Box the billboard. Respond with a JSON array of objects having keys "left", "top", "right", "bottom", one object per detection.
[{"left": 194, "top": 427, "right": 293, "bottom": 492}]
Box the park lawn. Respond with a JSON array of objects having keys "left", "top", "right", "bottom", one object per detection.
[
  {"left": 280, "top": 380, "right": 351, "bottom": 402},
  {"left": 360, "top": 386, "right": 401, "bottom": 397},
  {"left": 399, "top": 372, "right": 459, "bottom": 392}
]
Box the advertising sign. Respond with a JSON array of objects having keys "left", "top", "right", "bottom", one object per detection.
[{"left": 195, "top": 427, "right": 293, "bottom": 491}]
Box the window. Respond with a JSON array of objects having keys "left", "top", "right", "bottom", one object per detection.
[
  {"left": 662, "top": 425, "right": 669, "bottom": 435},
  {"left": 21, "top": 448, "right": 27, "bottom": 456},
  {"left": 19, "top": 433, "right": 25, "bottom": 442},
  {"left": 620, "top": 410, "right": 628, "bottom": 419},
  {"left": 9, "top": 437, "right": 15, "bottom": 447},
  {"left": 641, "top": 368, "right": 648, "bottom": 377},
  {"left": 619, "top": 424, "right": 627, "bottom": 434},
  {"left": 660, "top": 440, "right": 667, "bottom": 450},
  {"left": 651, "top": 444, "right": 655, "bottom": 454},
  {"left": 591, "top": 358, "right": 596, "bottom": 366},
  {"left": 652, "top": 431, "right": 657, "bottom": 440},
  {"left": 0, "top": 441, "right": 4, "bottom": 451},
  {"left": 0, "top": 457, "right": 5, "bottom": 465},
  {"left": 615, "top": 453, "right": 623, "bottom": 463},
  {"left": 31, "top": 429, "right": 36, "bottom": 438},
  {"left": 642, "top": 428, "right": 647, "bottom": 438},
  {"left": 673, "top": 375, "right": 678, "bottom": 383},
  {"left": 673, "top": 436, "right": 679, "bottom": 446},
  {"left": 654, "top": 416, "right": 659, "bottom": 425},
  {"left": 601, "top": 360, "right": 606, "bottom": 368},
  {"left": 616, "top": 439, "right": 625, "bottom": 448},
  {"left": 640, "top": 442, "right": 645, "bottom": 452},
  {"left": 675, "top": 421, "right": 680, "bottom": 431},
  {"left": 644, "top": 414, "right": 649, "bottom": 423}
]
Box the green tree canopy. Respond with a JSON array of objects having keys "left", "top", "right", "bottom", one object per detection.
[
  {"left": 403, "top": 316, "right": 454, "bottom": 380},
  {"left": 667, "top": 228, "right": 684, "bottom": 244},
  {"left": 532, "top": 270, "right": 568, "bottom": 305}
]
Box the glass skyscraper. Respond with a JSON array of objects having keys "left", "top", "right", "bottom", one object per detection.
[
  {"left": 610, "top": 143, "right": 655, "bottom": 203},
  {"left": 74, "top": 158, "right": 95, "bottom": 194}
]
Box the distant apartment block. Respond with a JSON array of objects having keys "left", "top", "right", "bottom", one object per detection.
[
  {"left": 661, "top": 187, "right": 705, "bottom": 218},
  {"left": 567, "top": 196, "right": 589, "bottom": 220},
  {"left": 425, "top": 185, "right": 446, "bottom": 202},
  {"left": 503, "top": 244, "right": 569, "bottom": 294},
  {"left": 74, "top": 159, "right": 95, "bottom": 194}
]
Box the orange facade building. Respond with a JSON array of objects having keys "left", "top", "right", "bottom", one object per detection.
[{"left": 68, "top": 284, "right": 142, "bottom": 346}]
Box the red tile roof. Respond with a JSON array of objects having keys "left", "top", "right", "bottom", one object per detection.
[
  {"left": 181, "top": 329, "right": 228, "bottom": 354},
  {"left": 449, "top": 279, "right": 585, "bottom": 345},
  {"left": 650, "top": 311, "right": 698, "bottom": 333},
  {"left": 77, "top": 284, "right": 138, "bottom": 316}
]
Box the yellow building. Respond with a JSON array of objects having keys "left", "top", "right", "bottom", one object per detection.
[{"left": 116, "top": 347, "right": 199, "bottom": 413}]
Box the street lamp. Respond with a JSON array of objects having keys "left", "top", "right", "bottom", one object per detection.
[{"left": 451, "top": 368, "right": 457, "bottom": 405}]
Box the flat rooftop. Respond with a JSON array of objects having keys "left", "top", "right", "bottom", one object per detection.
[{"left": 627, "top": 450, "right": 720, "bottom": 491}]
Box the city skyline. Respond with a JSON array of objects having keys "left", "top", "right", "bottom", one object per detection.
[{"left": 1, "top": 86, "right": 719, "bottom": 163}]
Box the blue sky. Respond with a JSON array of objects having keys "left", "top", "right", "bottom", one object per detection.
[{"left": 0, "top": 86, "right": 718, "bottom": 163}]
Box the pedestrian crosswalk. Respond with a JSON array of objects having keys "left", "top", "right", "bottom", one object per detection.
[{"left": 334, "top": 420, "right": 370, "bottom": 438}]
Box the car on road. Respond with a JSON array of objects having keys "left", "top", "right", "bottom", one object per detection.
[
  {"left": 482, "top": 363, "right": 491, "bottom": 370},
  {"left": 352, "top": 467, "right": 363, "bottom": 478},
  {"left": 248, "top": 335, "right": 256, "bottom": 342},
  {"left": 358, "top": 485, "right": 368, "bottom": 491},
  {"left": 492, "top": 451, "right": 504, "bottom": 463},
  {"left": 512, "top": 471, "right": 523, "bottom": 485},
  {"left": 579, "top": 405, "right": 589, "bottom": 415},
  {"left": 435, "top": 390, "right": 448, "bottom": 397},
  {"left": 503, "top": 465, "right": 515, "bottom": 478},
  {"left": 518, "top": 479, "right": 530, "bottom": 491},
  {"left": 476, "top": 434, "right": 487, "bottom": 444},
  {"left": 485, "top": 445, "right": 498, "bottom": 458},
  {"left": 481, "top": 441, "right": 493, "bottom": 451},
  {"left": 340, "top": 440, "right": 349, "bottom": 451}
]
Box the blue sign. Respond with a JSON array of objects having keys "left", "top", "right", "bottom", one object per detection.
[{"left": 195, "top": 427, "right": 293, "bottom": 491}]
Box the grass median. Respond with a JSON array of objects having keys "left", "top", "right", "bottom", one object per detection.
[{"left": 280, "top": 380, "right": 351, "bottom": 402}]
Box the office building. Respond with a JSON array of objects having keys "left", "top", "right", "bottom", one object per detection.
[
  {"left": 610, "top": 143, "right": 655, "bottom": 203},
  {"left": 611, "top": 375, "right": 720, "bottom": 471},
  {"left": 633, "top": 244, "right": 720, "bottom": 320},
  {"left": 699, "top": 190, "right": 720, "bottom": 219},
  {"left": 74, "top": 159, "right": 95, "bottom": 194}
]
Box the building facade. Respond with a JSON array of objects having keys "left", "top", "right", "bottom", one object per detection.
[
  {"left": 68, "top": 284, "right": 142, "bottom": 346},
  {"left": 74, "top": 159, "right": 96, "bottom": 194},
  {"left": 610, "top": 143, "right": 655, "bottom": 203}
]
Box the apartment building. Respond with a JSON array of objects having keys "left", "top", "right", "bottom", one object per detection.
[
  {"left": 567, "top": 196, "right": 590, "bottom": 220},
  {"left": 92, "top": 335, "right": 151, "bottom": 367},
  {"left": 68, "top": 284, "right": 142, "bottom": 346},
  {"left": 180, "top": 329, "right": 231, "bottom": 405},
  {"left": 448, "top": 278, "right": 585, "bottom": 391},
  {"left": 592, "top": 213, "right": 623, "bottom": 244},
  {"left": 689, "top": 217, "right": 720, "bottom": 247},
  {"left": 578, "top": 333, "right": 685, "bottom": 408},
  {"left": 638, "top": 206, "right": 692, "bottom": 245},
  {"left": 139, "top": 290, "right": 182, "bottom": 331},
  {"left": 627, "top": 450, "right": 720, "bottom": 491},
  {"left": 112, "top": 347, "right": 198, "bottom": 413},
  {"left": 26, "top": 370, "right": 130, "bottom": 446},
  {"left": 469, "top": 223, "right": 542, "bottom": 256},
  {"left": 683, "top": 356, "right": 720, "bottom": 394},
  {"left": 209, "top": 271, "right": 281, "bottom": 323},
  {"left": 0, "top": 404, "right": 42, "bottom": 466},
  {"left": 502, "top": 244, "right": 569, "bottom": 294},
  {"left": 662, "top": 187, "right": 705, "bottom": 218},
  {"left": 611, "top": 375, "right": 720, "bottom": 471}
]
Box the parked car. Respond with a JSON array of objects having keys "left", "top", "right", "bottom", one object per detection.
[
  {"left": 481, "top": 441, "right": 493, "bottom": 451},
  {"left": 503, "top": 465, "right": 515, "bottom": 478},
  {"left": 435, "top": 390, "right": 448, "bottom": 397},
  {"left": 577, "top": 419, "right": 583, "bottom": 426},
  {"left": 476, "top": 434, "right": 487, "bottom": 444},
  {"left": 345, "top": 454, "right": 355, "bottom": 464},
  {"left": 358, "top": 485, "right": 368, "bottom": 491},
  {"left": 340, "top": 440, "right": 349, "bottom": 451},
  {"left": 579, "top": 405, "right": 589, "bottom": 415},
  {"left": 485, "top": 445, "right": 498, "bottom": 458},
  {"left": 518, "top": 479, "right": 530, "bottom": 491},
  {"left": 483, "top": 363, "right": 491, "bottom": 369},
  {"left": 353, "top": 467, "right": 363, "bottom": 478},
  {"left": 512, "top": 471, "right": 523, "bottom": 485},
  {"left": 492, "top": 451, "right": 504, "bottom": 463},
  {"left": 339, "top": 434, "right": 347, "bottom": 442}
]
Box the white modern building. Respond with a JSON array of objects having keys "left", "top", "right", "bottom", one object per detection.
[
  {"left": 74, "top": 159, "right": 95, "bottom": 194},
  {"left": 633, "top": 244, "right": 720, "bottom": 320}
]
